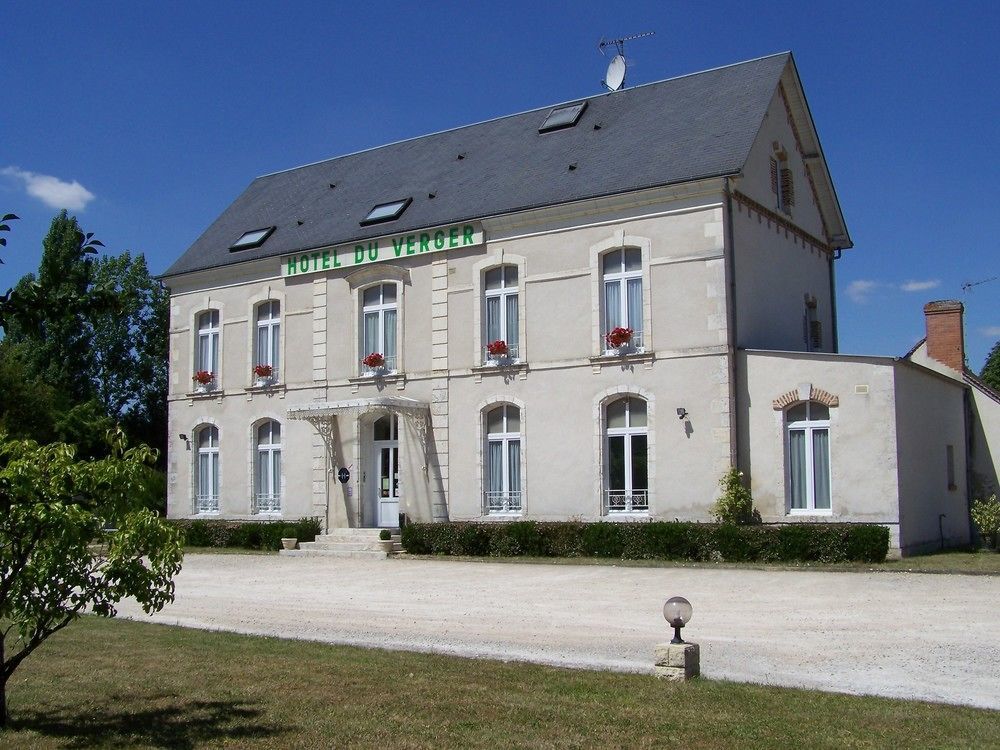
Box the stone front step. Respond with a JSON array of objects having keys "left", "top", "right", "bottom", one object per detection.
[
  {"left": 282, "top": 527, "right": 403, "bottom": 558},
  {"left": 280, "top": 548, "right": 390, "bottom": 560}
]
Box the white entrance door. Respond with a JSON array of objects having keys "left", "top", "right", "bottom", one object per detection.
[{"left": 372, "top": 415, "right": 400, "bottom": 528}]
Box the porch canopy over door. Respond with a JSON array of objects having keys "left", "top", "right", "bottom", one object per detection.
[{"left": 288, "top": 396, "right": 430, "bottom": 467}]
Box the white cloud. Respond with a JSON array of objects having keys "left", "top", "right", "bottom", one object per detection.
[
  {"left": 847, "top": 279, "right": 880, "bottom": 304},
  {"left": 1, "top": 166, "right": 95, "bottom": 211},
  {"left": 981, "top": 326, "right": 1000, "bottom": 338},
  {"left": 899, "top": 279, "right": 941, "bottom": 293}
]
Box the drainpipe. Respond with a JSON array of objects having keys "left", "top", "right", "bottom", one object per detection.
[
  {"left": 723, "top": 178, "right": 740, "bottom": 468},
  {"left": 828, "top": 249, "right": 841, "bottom": 353}
]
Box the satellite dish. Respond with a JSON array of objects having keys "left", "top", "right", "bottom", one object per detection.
[{"left": 605, "top": 54, "right": 627, "bottom": 91}]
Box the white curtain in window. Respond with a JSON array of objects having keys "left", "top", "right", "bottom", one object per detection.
[
  {"left": 363, "top": 312, "right": 379, "bottom": 354},
  {"left": 384, "top": 309, "right": 397, "bottom": 362},
  {"left": 505, "top": 294, "right": 518, "bottom": 348},
  {"left": 507, "top": 439, "right": 520, "bottom": 495},
  {"left": 789, "top": 429, "right": 806, "bottom": 509},
  {"left": 627, "top": 278, "right": 643, "bottom": 334},
  {"left": 488, "top": 440, "right": 503, "bottom": 493},
  {"left": 812, "top": 428, "right": 831, "bottom": 509},
  {"left": 486, "top": 296, "right": 501, "bottom": 342},
  {"left": 604, "top": 281, "right": 622, "bottom": 332}
]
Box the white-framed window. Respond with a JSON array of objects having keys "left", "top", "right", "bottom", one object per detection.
[
  {"left": 601, "top": 248, "right": 644, "bottom": 352},
  {"left": 254, "top": 300, "right": 280, "bottom": 380},
  {"left": 484, "top": 404, "right": 522, "bottom": 514},
  {"left": 254, "top": 420, "right": 281, "bottom": 514},
  {"left": 786, "top": 401, "right": 831, "bottom": 512},
  {"left": 604, "top": 396, "right": 648, "bottom": 513},
  {"left": 361, "top": 283, "right": 398, "bottom": 374},
  {"left": 483, "top": 265, "right": 519, "bottom": 363},
  {"left": 195, "top": 425, "right": 219, "bottom": 513},
  {"left": 196, "top": 310, "right": 220, "bottom": 376}
]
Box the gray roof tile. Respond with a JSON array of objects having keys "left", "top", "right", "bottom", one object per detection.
[{"left": 164, "top": 53, "right": 790, "bottom": 278}]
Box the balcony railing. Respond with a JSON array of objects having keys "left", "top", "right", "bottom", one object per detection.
[
  {"left": 361, "top": 354, "right": 398, "bottom": 376},
  {"left": 194, "top": 494, "right": 219, "bottom": 514},
  {"left": 253, "top": 493, "right": 282, "bottom": 514},
  {"left": 482, "top": 342, "right": 520, "bottom": 366},
  {"left": 484, "top": 490, "right": 523, "bottom": 514},
  {"left": 604, "top": 489, "right": 649, "bottom": 514},
  {"left": 602, "top": 329, "right": 645, "bottom": 355}
]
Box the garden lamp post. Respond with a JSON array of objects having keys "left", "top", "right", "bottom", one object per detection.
[{"left": 663, "top": 596, "right": 693, "bottom": 644}]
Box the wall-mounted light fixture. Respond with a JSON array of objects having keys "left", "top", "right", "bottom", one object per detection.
[
  {"left": 676, "top": 408, "right": 688, "bottom": 420},
  {"left": 178, "top": 434, "right": 188, "bottom": 441}
]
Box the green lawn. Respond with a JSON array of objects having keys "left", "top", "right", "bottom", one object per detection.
[{"left": 4, "top": 617, "right": 998, "bottom": 749}]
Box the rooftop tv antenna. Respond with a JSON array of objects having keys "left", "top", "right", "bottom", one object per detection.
[
  {"left": 599, "top": 31, "right": 655, "bottom": 91},
  {"left": 961, "top": 275, "right": 998, "bottom": 293}
]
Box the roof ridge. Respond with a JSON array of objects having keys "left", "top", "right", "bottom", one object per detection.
[{"left": 256, "top": 52, "right": 792, "bottom": 180}]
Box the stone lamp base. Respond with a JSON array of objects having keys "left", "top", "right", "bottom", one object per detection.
[{"left": 654, "top": 642, "right": 700, "bottom": 681}]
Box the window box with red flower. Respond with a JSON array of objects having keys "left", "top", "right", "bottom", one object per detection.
[
  {"left": 253, "top": 363, "right": 275, "bottom": 387},
  {"left": 604, "top": 326, "right": 636, "bottom": 353},
  {"left": 192, "top": 370, "right": 216, "bottom": 393},
  {"left": 362, "top": 352, "right": 388, "bottom": 375}
]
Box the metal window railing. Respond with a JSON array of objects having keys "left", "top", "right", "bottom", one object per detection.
[
  {"left": 602, "top": 329, "right": 645, "bottom": 354},
  {"left": 482, "top": 342, "right": 520, "bottom": 365},
  {"left": 253, "top": 493, "right": 281, "bottom": 514},
  {"left": 604, "top": 489, "right": 649, "bottom": 514},
  {"left": 361, "top": 354, "right": 398, "bottom": 376},
  {"left": 194, "top": 494, "right": 219, "bottom": 514},
  {"left": 484, "top": 491, "right": 523, "bottom": 514}
]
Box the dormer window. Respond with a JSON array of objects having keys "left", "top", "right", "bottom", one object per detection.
[
  {"left": 229, "top": 226, "right": 275, "bottom": 251},
  {"left": 538, "top": 101, "right": 588, "bottom": 133},
  {"left": 360, "top": 198, "right": 412, "bottom": 226}
]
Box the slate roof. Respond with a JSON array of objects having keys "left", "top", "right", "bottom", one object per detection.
[{"left": 164, "top": 53, "right": 794, "bottom": 278}]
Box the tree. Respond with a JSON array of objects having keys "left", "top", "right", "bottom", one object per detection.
[
  {"left": 89, "top": 252, "right": 169, "bottom": 460},
  {"left": 3, "top": 211, "right": 106, "bottom": 403},
  {"left": 0, "top": 428, "right": 183, "bottom": 728},
  {"left": 982, "top": 340, "right": 1000, "bottom": 392},
  {"left": 0, "top": 213, "right": 19, "bottom": 332}
]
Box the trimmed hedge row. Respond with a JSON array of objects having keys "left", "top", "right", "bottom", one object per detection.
[
  {"left": 401, "top": 521, "right": 889, "bottom": 563},
  {"left": 168, "top": 518, "right": 322, "bottom": 551}
]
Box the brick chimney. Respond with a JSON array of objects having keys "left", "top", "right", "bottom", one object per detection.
[{"left": 923, "top": 300, "right": 965, "bottom": 373}]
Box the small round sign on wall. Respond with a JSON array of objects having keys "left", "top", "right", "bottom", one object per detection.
[{"left": 337, "top": 467, "right": 350, "bottom": 484}]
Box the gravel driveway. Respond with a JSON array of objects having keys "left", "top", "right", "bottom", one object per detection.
[{"left": 118, "top": 554, "right": 1000, "bottom": 709}]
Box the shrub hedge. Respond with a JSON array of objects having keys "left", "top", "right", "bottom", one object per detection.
[
  {"left": 168, "top": 517, "right": 322, "bottom": 551},
  {"left": 401, "top": 521, "right": 889, "bottom": 563}
]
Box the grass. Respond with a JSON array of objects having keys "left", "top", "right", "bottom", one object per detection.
[
  {"left": 4, "top": 617, "right": 998, "bottom": 749},
  {"left": 402, "top": 548, "right": 1000, "bottom": 576},
  {"left": 183, "top": 546, "right": 277, "bottom": 556}
]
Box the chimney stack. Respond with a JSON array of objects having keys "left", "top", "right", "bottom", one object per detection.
[{"left": 923, "top": 300, "right": 965, "bottom": 373}]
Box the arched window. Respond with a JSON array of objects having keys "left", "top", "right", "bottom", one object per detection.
[
  {"left": 196, "top": 310, "right": 220, "bottom": 376},
  {"left": 604, "top": 396, "right": 648, "bottom": 513},
  {"left": 255, "top": 300, "right": 280, "bottom": 380},
  {"left": 602, "top": 248, "right": 643, "bottom": 352},
  {"left": 786, "top": 401, "right": 831, "bottom": 512},
  {"left": 483, "top": 265, "right": 519, "bottom": 363},
  {"left": 255, "top": 420, "right": 282, "bottom": 514},
  {"left": 484, "top": 404, "right": 521, "bottom": 514},
  {"left": 195, "top": 425, "right": 219, "bottom": 513},
  {"left": 361, "top": 283, "right": 398, "bottom": 374}
]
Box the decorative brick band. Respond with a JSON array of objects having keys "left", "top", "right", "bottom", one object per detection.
[{"left": 772, "top": 385, "right": 839, "bottom": 410}]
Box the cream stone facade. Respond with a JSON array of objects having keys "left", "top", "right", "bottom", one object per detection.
[{"left": 163, "top": 53, "right": 997, "bottom": 556}]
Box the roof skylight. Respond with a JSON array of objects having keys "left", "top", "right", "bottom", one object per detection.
[
  {"left": 538, "top": 101, "right": 588, "bottom": 133},
  {"left": 229, "top": 226, "right": 275, "bottom": 251},
  {"left": 360, "top": 197, "right": 412, "bottom": 226}
]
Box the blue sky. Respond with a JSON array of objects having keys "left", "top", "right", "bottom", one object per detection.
[{"left": 3, "top": 1, "right": 998, "bottom": 369}]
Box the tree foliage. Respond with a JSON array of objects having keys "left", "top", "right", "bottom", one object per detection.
[
  {"left": 0, "top": 428, "right": 184, "bottom": 727},
  {"left": 981, "top": 340, "right": 1000, "bottom": 392},
  {"left": 0, "top": 212, "right": 168, "bottom": 462}
]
